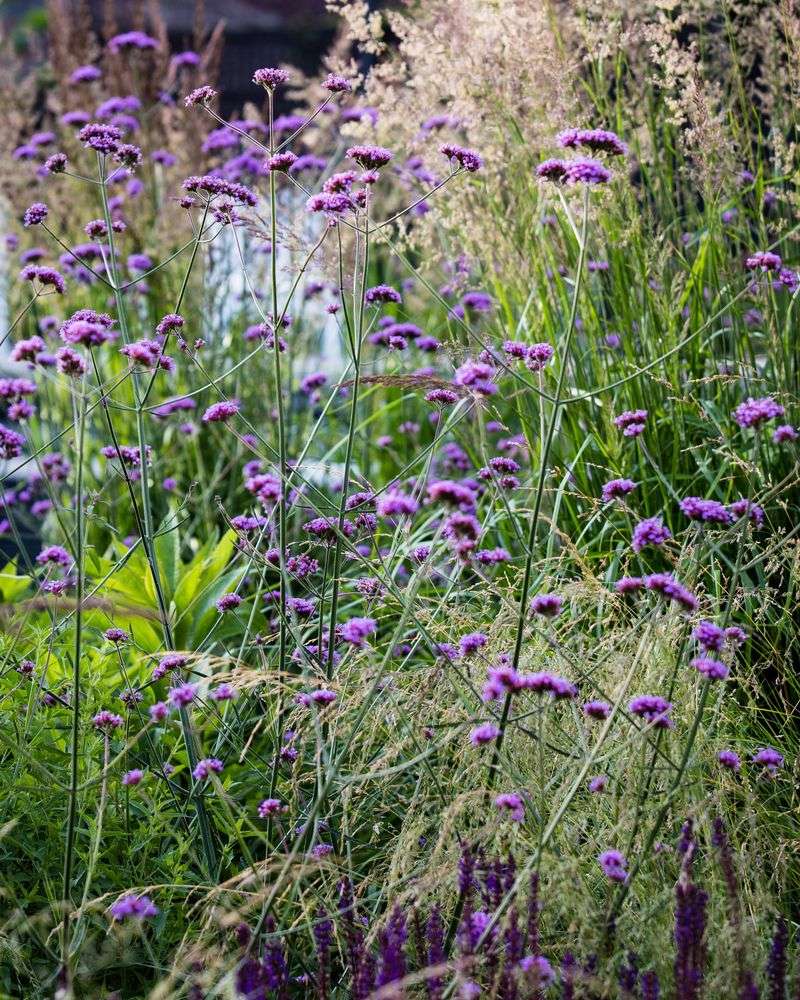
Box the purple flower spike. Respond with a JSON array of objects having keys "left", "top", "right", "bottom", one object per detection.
[{"left": 602, "top": 478, "right": 636, "bottom": 502}]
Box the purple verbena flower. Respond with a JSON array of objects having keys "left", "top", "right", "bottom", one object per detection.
[
  {"left": 93, "top": 709, "right": 124, "bottom": 730},
  {"left": 632, "top": 516, "right": 672, "bottom": 552},
  {"left": 459, "top": 632, "right": 488, "bottom": 657},
  {"left": 691, "top": 656, "right": 729, "bottom": 680},
  {"left": 530, "top": 593, "right": 564, "bottom": 617},
  {"left": 495, "top": 792, "right": 525, "bottom": 822},
  {"left": 629, "top": 695, "right": 673, "bottom": 728},
  {"left": 470, "top": 722, "right": 500, "bottom": 746},
  {"left": 772, "top": 424, "right": 798, "bottom": 443},
  {"left": 598, "top": 849, "right": 628, "bottom": 881},
  {"left": 168, "top": 682, "right": 198, "bottom": 708},
  {"left": 733, "top": 396, "right": 785, "bottom": 429},
  {"left": 745, "top": 251, "right": 782, "bottom": 271},
  {"left": 202, "top": 399, "right": 240, "bottom": 423},
  {"left": 557, "top": 128, "right": 627, "bottom": 156},
  {"left": 253, "top": 67, "right": 290, "bottom": 89},
  {"left": 614, "top": 409, "right": 648, "bottom": 437},
  {"left": 338, "top": 616, "right": 377, "bottom": 647},
  {"left": 602, "top": 478, "right": 637, "bottom": 502},
  {"left": 192, "top": 757, "right": 224, "bottom": 780},
  {"left": 109, "top": 893, "right": 158, "bottom": 920},
  {"left": 717, "top": 749, "right": 741, "bottom": 772}
]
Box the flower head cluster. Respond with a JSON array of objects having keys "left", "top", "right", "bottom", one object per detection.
[
  {"left": 338, "top": 616, "right": 377, "bottom": 647},
  {"left": 182, "top": 175, "right": 257, "bottom": 207},
  {"left": 78, "top": 122, "right": 123, "bottom": 154},
  {"left": 23, "top": 202, "right": 48, "bottom": 227},
  {"left": 193, "top": 757, "right": 224, "bottom": 781},
  {"left": 643, "top": 573, "right": 698, "bottom": 611},
  {"left": 598, "top": 849, "right": 628, "bottom": 882},
  {"left": 733, "top": 396, "right": 785, "bottom": 429},
  {"left": 583, "top": 700, "right": 611, "bottom": 720},
  {"left": 469, "top": 722, "right": 500, "bottom": 746},
  {"left": 93, "top": 709, "right": 124, "bottom": 730},
  {"left": 536, "top": 157, "right": 612, "bottom": 184},
  {"left": 745, "top": 251, "right": 782, "bottom": 271},
  {"left": 483, "top": 662, "right": 577, "bottom": 701},
  {"left": 109, "top": 894, "right": 158, "bottom": 921},
  {"left": 440, "top": 143, "right": 482, "bottom": 172},
  {"left": 717, "top": 749, "right": 741, "bottom": 772},
  {"left": 258, "top": 798, "right": 287, "bottom": 818},
  {"left": 346, "top": 145, "right": 393, "bottom": 170},
  {"left": 529, "top": 593, "right": 563, "bottom": 617},
  {"left": 631, "top": 517, "right": 671, "bottom": 553},
  {"left": 556, "top": 128, "right": 627, "bottom": 156},
  {"left": 773, "top": 424, "right": 798, "bottom": 443},
  {"left": 296, "top": 689, "right": 337, "bottom": 709},
  {"left": 216, "top": 593, "right": 242, "bottom": 613},
  {"left": 525, "top": 342, "right": 555, "bottom": 372},
  {"left": 202, "top": 399, "right": 240, "bottom": 423},
  {"left": 365, "top": 284, "right": 401, "bottom": 305},
  {"left": 613, "top": 409, "right": 648, "bottom": 437},
  {"left": 602, "top": 478, "right": 637, "bottom": 503},
  {"left": 494, "top": 792, "right": 524, "bottom": 822},
  {"left": 20, "top": 265, "right": 65, "bottom": 294},
  {"left": 120, "top": 339, "right": 174, "bottom": 372},
  {"left": 108, "top": 31, "right": 159, "bottom": 53},
  {"left": 752, "top": 747, "right": 784, "bottom": 775},
  {"left": 322, "top": 73, "right": 351, "bottom": 93},
  {"left": 454, "top": 359, "right": 497, "bottom": 397},
  {"left": 253, "top": 67, "right": 290, "bottom": 89},
  {"left": 629, "top": 695, "right": 673, "bottom": 728},
  {"left": 168, "top": 682, "right": 198, "bottom": 708},
  {"left": 185, "top": 85, "right": 218, "bottom": 107},
  {"left": 691, "top": 656, "right": 729, "bottom": 680},
  {"left": 679, "top": 497, "right": 731, "bottom": 524}
]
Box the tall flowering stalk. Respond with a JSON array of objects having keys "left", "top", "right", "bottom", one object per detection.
[
  {"left": 95, "top": 150, "right": 218, "bottom": 879},
  {"left": 488, "top": 186, "right": 590, "bottom": 790},
  {"left": 60, "top": 378, "right": 87, "bottom": 969}
]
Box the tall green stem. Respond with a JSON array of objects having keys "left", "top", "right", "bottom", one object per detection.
[
  {"left": 325, "top": 213, "right": 370, "bottom": 675},
  {"left": 268, "top": 91, "right": 289, "bottom": 685},
  {"left": 488, "top": 187, "right": 590, "bottom": 790},
  {"left": 61, "top": 381, "right": 87, "bottom": 968},
  {"left": 97, "top": 153, "right": 217, "bottom": 877}
]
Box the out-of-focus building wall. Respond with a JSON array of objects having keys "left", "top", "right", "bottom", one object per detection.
[{"left": 1, "top": 1, "right": 339, "bottom": 113}]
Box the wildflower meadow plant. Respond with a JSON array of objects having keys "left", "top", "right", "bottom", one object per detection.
[{"left": 0, "top": 4, "right": 797, "bottom": 999}]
